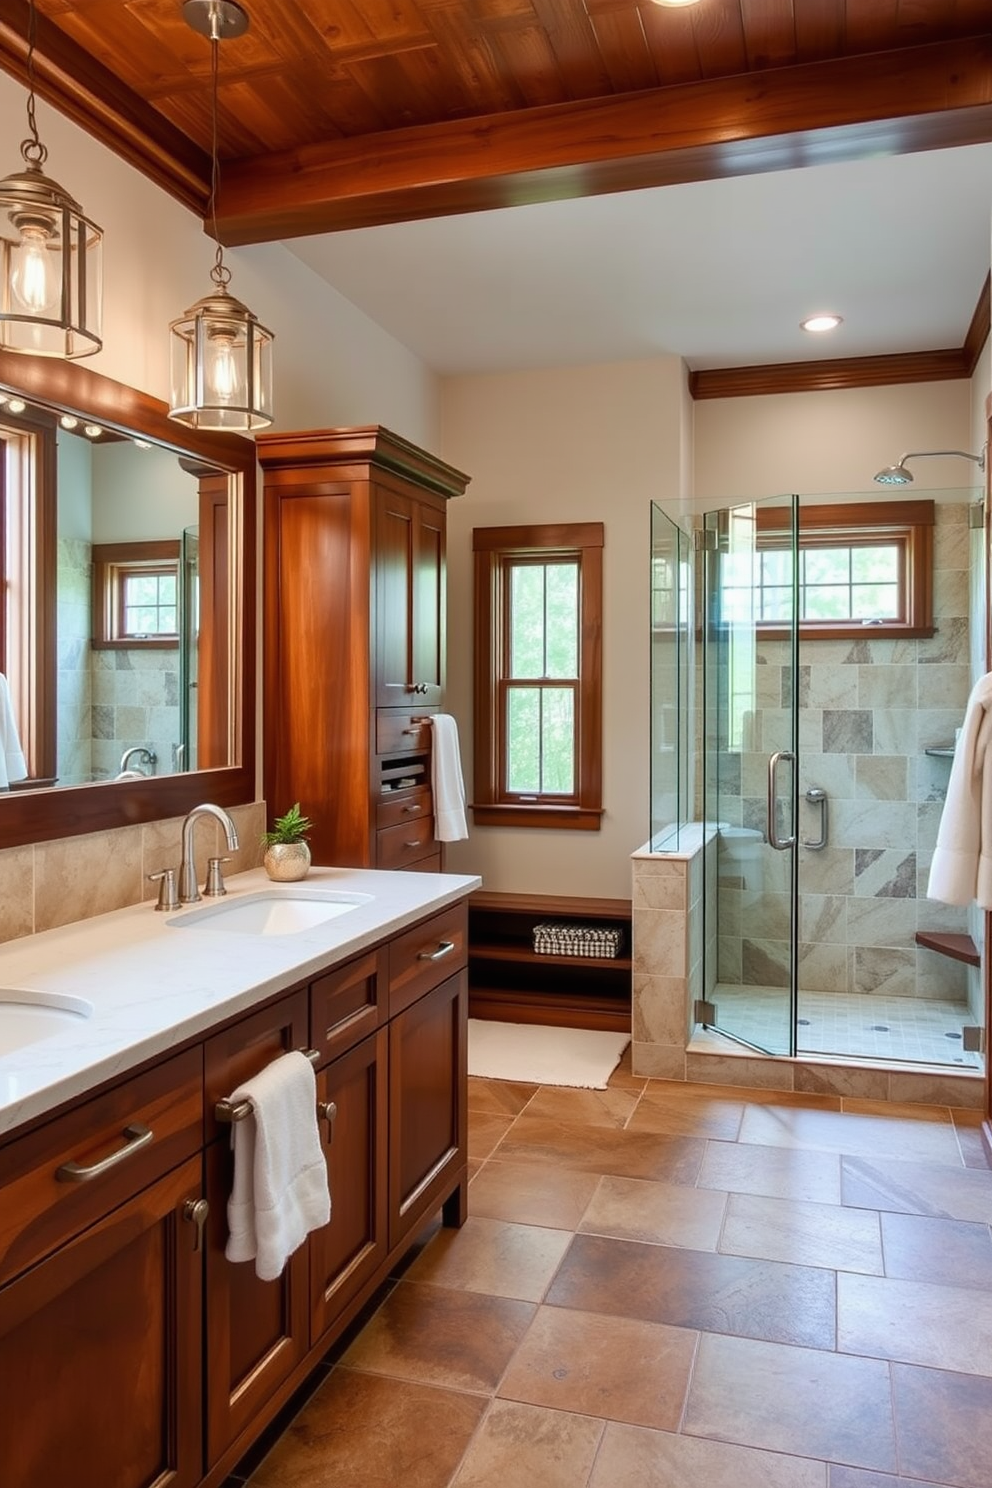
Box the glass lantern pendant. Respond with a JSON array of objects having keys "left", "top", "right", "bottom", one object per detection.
[
  {"left": 0, "top": 131, "right": 103, "bottom": 359},
  {"left": 169, "top": 258, "right": 273, "bottom": 431}
]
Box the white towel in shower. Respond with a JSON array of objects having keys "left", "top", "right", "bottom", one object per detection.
[
  {"left": 0, "top": 672, "right": 26, "bottom": 789},
  {"left": 928, "top": 672, "right": 992, "bottom": 909},
  {"left": 431, "top": 713, "right": 468, "bottom": 841},
  {"left": 225, "top": 1050, "right": 331, "bottom": 1281}
]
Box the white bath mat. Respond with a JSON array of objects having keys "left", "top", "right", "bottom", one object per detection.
[{"left": 468, "top": 1018, "right": 630, "bottom": 1089}]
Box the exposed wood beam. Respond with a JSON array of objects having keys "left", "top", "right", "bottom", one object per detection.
[
  {"left": 215, "top": 38, "right": 992, "bottom": 244},
  {"left": 0, "top": 4, "right": 210, "bottom": 216}
]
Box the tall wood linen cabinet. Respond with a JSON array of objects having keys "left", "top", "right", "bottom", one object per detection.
[{"left": 258, "top": 427, "right": 470, "bottom": 871}]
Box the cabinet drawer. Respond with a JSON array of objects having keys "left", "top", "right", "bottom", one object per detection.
[
  {"left": 0, "top": 1047, "right": 203, "bottom": 1286},
  {"left": 376, "top": 708, "right": 435, "bottom": 756},
  {"left": 310, "top": 950, "right": 383, "bottom": 1065},
  {"left": 376, "top": 786, "right": 432, "bottom": 830},
  {"left": 377, "top": 817, "right": 436, "bottom": 870},
  {"left": 388, "top": 902, "right": 468, "bottom": 1017}
]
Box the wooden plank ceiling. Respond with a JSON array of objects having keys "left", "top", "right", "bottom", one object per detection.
[
  {"left": 0, "top": 1, "right": 988, "bottom": 394},
  {"left": 0, "top": 0, "right": 987, "bottom": 246}
]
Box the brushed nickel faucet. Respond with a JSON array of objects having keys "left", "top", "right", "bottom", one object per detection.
[{"left": 178, "top": 803, "right": 240, "bottom": 903}]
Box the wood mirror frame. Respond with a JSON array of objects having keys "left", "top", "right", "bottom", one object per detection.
[{"left": 0, "top": 349, "right": 256, "bottom": 850}]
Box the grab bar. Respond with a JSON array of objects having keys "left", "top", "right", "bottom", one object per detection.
[
  {"left": 766, "top": 750, "right": 796, "bottom": 850},
  {"left": 215, "top": 1047, "right": 321, "bottom": 1124},
  {"left": 803, "top": 786, "right": 828, "bottom": 850}
]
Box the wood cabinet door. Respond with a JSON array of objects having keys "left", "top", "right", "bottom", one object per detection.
[
  {"left": 0, "top": 1156, "right": 204, "bottom": 1488},
  {"left": 310, "top": 1028, "right": 388, "bottom": 1343},
  {"left": 375, "top": 487, "right": 446, "bottom": 707},
  {"left": 388, "top": 969, "right": 468, "bottom": 1250},
  {"left": 204, "top": 990, "right": 312, "bottom": 1466},
  {"left": 412, "top": 497, "right": 445, "bottom": 705}
]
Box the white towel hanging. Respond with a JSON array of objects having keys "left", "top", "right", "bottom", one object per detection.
[
  {"left": 225, "top": 1050, "right": 331, "bottom": 1281},
  {"left": 431, "top": 713, "right": 468, "bottom": 841},
  {"left": 0, "top": 673, "right": 27, "bottom": 790},
  {"left": 927, "top": 672, "right": 992, "bottom": 908}
]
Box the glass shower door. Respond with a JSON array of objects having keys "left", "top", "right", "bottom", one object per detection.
[{"left": 702, "top": 496, "right": 798, "bottom": 1055}]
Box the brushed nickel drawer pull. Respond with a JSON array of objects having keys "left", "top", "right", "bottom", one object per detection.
[
  {"left": 402, "top": 804, "right": 422, "bottom": 814},
  {"left": 417, "top": 940, "right": 455, "bottom": 962},
  {"left": 404, "top": 838, "right": 425, "bottom": 848},
  {"left": 215, "top": 1047, "right": 321, "bottom": 1123},
  {"left": 56, "top": 1122, "right": 153, "bottom": 1183}
]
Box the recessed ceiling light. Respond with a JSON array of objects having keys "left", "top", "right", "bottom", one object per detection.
[
  {"left": 7, "top": 398, "right": 25, "bottom": 413},
  {"left": 133, "top": 438, "right": 151, "bottom": 449},
  {"left": 60, "top": 414, "right": 79, "bottom": 429},
  {"left": 83, "top": 423, "right": 102, "bottom": 438},
  {"left": 801, "top": 313, "right": 843, "bottom": 333}
]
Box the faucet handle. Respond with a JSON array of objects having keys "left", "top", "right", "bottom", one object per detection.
[
  {"left": 148, "top": 868, "right": 180, "bottom": 912},
  {"left": 204, "top": 856, "right": 231, "bottom": 897}
]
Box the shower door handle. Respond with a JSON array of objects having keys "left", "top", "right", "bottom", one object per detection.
[{"left": 767, "top": 750, "right": 796, "bottom": 850}]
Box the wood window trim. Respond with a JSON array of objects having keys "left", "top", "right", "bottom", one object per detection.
[
  {"left": 753, "top": 499, "right": 935, "bottom": 641},
  {"left": 91, "top": 539, "right": 181, "bottom": 650},
  {"left": 473, "top": 521, "right": 603, "bottom": 830}
]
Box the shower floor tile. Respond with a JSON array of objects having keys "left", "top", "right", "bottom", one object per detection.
[{"left": 709, "top": 986, "right": 982, "bottom": 1069}]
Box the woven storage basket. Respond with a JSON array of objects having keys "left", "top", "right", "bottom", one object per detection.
[{"left": 532, "top": 922, "right": 623, "bottom": 959}]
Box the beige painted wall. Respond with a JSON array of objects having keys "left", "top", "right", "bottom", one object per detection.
[
  {"left": 694, "top": 379, "right": 974, "bottom": 503},
  {"left": 439, "top": 356, "right": 689, "bottom": 898}
]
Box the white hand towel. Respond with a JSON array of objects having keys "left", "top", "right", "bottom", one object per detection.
[
  {"left": 0, "top": 673, "right": 26, "bottom": 790},
  {"left": 928, "top": 672, "right": 992, "bottom": 908},
  {"left": 431, "top": 713, "right": 468, "bottom": 841},
  {"left": 225, "top": 1050, "right": 331, "bottom": 1281}
]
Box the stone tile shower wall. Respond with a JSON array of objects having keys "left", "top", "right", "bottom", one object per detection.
[
  {"left": 717, "top": 501, "right": 974, "bottom": 1005},
  {"left": 56, "top": 537, "right": 93, "bottom": 786}
]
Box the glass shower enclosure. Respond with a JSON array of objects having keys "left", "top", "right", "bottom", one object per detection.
[{"left": 651, "top": 488, "right": 986, "bottom": 1072}]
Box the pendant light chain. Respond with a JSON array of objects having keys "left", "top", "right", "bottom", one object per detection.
[
  {"left": 207, "top": 31, "right": 231, "bottom": 292},
  {"left": 21, "top": 0, "right": 48, "bottom": 170}
]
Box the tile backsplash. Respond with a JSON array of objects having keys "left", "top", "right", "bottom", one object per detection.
[{"left": 0, "top": 800, "right": 266, "bottom": 943}]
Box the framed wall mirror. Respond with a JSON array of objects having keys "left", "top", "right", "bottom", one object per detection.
[{"left": 0, "top": 349, "right": 256, "bottom": 849}]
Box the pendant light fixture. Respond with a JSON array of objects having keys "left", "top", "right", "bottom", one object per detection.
[
  {"left": 169, "top": 0, "right": 273, "bottom": 431},
  {"left": 0, "top": 0, "right": 103, "bottom": 358}
]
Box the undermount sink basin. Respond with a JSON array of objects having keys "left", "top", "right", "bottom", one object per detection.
[
  {"left": 168, "top": 890, "right": 373, "bottom": 937},
  {"left": 0, "top": 988, "right": 94, "bottom": 1057}
]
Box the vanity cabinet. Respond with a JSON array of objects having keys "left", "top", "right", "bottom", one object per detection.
[
  {"left": 0, "top": 1052, "right": 206, "bottom": 1488},
  {"left": 258, "top": 426, "right": 469, "bottom": 871},
  {"left": 0, "top": 894, "right": 470, "bottom": 1488}
]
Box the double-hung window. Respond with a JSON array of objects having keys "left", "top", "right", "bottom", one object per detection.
[{"left": 473, "top": 522, "right": 603, "bottom": 829}]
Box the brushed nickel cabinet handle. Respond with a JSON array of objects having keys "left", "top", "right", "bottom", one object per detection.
[
  {"left": 404, "top": 839, "right": 426, "bottom": 848},
  {"left": 183, "top": 1197, "right": 210, "bottom": 1251},
  {"left": 402, "top": 804, "right": 422, "bottom": 814},
  {"left": 56, "top": 1122, "right": 153, "bottom": 1183},
  {"left": 416, "top": 940, "right": 455, "bottom": 962},
  {"left": 318, "top": 1100, "right": 338, "bottom": 1144}
]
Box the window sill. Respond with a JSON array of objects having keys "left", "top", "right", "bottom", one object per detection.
[
  {"left": 471, "top": 803, "right": 603, "bottom": 831},
  {"left": 90, "top": 638, "right": 179, "bottom": 651}
]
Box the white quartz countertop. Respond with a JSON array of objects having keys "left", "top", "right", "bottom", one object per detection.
[{"left": 0, "top": 864, "right": 480, "bottom": 1138}]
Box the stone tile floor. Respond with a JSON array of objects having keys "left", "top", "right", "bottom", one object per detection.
[{"left": 227, "top": 1052, "right": 992, "bottom": 1488}]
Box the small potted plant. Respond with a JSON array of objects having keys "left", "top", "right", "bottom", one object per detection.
[{"left": 261, "top": 802, "right": 314, "bottom": 882}]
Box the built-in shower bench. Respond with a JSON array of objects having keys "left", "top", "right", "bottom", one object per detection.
[{"left": 914, "top": 930, "right": 980, "bottom": 967}]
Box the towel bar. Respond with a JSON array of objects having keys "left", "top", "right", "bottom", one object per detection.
[{"left": 215, "top": 1047, "right": 321, "bottom": 1123}]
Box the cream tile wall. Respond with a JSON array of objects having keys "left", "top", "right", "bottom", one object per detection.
[{"left": 0, "top": 801, "right": 265, "bottom": 942}]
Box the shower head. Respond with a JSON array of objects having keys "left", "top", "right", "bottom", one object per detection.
[
  {"left": 873, "top": 447, "right": 987, "bottom": 486},
  {"left": 874, "top": 461, "right": 914, "bottom": 485}
]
